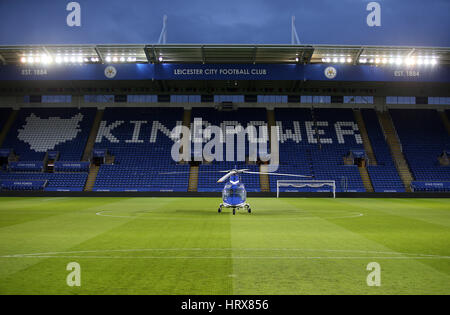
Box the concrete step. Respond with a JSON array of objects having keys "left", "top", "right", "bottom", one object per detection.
[
  {"left": 188, "top": 165, "right": 199, "bottom": 192},
  {"left": 353, "top": 109, "right": 377, "bottom": 166},
  {"left": 377, "top": 111, "right": 414, "bottom": 191},
  {"left": 84, "top": 165, "right": 100, "bottom": 192},
  {"left": 82, "top": 110, "right": 104, "bottom": 161},
  {"left": 259, "top": 164, "right": 270, "bottom": 192},
  {"left": 358, "top": 167, "right": 374, "bottom": 192}
]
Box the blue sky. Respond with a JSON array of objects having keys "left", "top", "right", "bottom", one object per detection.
[{"left": 0, "top": 0, "right": 449, "bottom": 46}]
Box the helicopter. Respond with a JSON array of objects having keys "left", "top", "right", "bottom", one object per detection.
[
  {"left": 162, "top": 168, "right": 311, "bottom": 215},
  {"left": 216, "top": 168, "right": 310, "bottom": 215}
]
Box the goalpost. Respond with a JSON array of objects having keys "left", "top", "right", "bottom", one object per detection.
[{"left": 276, "top": 180, "right": 336, "bottom": 198}]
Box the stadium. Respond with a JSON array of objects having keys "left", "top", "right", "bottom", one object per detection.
[{"left": 0, "top": 0, "right": 449, "bottom": 298}]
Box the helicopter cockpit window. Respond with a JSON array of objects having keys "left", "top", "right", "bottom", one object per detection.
[{"left": 223, "top": 185, "right": 246, "bottom": 200}]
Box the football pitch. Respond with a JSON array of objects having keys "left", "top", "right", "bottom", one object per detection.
[{"left": 0, "top": 197, "right": 449, "bottom": 295}]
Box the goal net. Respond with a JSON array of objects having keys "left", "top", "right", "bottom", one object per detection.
[{"left": 276, "top": 180, "right": 336, "bottom": 198}]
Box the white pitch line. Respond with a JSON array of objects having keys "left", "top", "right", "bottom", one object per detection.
[
  {"left": 1, "top": 248, "right": 448, "bottom": 259},
  {"left": 0, "top": 255, "right": 449, "bottom": 260},
  {"left": 95, "top": 210, "right": 364, "bottom": 220}
]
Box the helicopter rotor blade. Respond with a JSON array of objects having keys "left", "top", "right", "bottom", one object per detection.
[
  {"left": 242, "top": 171, "right": 312, "bottom": 178},
  {"left": 217, "top": 171, "right": 234, "bottom": 183},
  {"left": 160, "top": 170, "right": 231, "bottom": 175}
]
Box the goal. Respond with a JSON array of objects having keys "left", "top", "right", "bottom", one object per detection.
[{"left": 276, "top": 180, "right": 336, "bottom": 198}]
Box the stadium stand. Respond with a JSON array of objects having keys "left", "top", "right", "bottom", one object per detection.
[
  {"left": 390, "top": 109, "right": 450, "bottom": 185},
  {"left": 93, "top": 107, "right": 189, "bottom": 192},
  {"left": 272, "top": 108, "right": 365, "bottom": 192},
  {"left": 1, "top": 105, "right": 449, "bottom": 194},
  {"left": 1, "top": 108, "right": 96, "bottom": 161},
  {"left": 0, "top": 108, "right": 94, "bottom": 191},
  {"left": 191, "top": 107, "right": 267, "bottom": 192},
  {"left": 0, "top": 172, "right": 87, "bottom": 191},
  {"left": 361, "top": 109, "right": 405, "bottom": 192}
]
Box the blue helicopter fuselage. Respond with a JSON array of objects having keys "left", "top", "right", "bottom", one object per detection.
[{"left": 222, "top": 175, "right": 247, "bottom": 207}]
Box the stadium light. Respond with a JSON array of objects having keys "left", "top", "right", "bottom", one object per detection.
[
  {"left": 42, "top": 55, "right": 52, "bottom": 64},
  {"left": 120, "top": 57, "right": 125, "bottom": 62},
  {"left": 382, "top": 58, "right": 388, "bottom": 64},
  {"left": 339, "top": 57, "right": 345, "bottom": 63},
  {"left": 27, "top": 57, "right": 34, "bottom": 64},
  {"left": 389, "top": 57, "right": 395, "bottom": 64},
  {"left": 112, "top": 56, "right": 118, "bottom": 63},
  {"left": 326, "top": 57, "right": 331, "bottom": 63},
  {"left": 332, "top": 57, "right": 338, "bottom": 63},
  {"left": 77, "top": 56, "right": 83, "bottom": 63},
  {"left": 105, "top": 56, "right": 112, "bottom": 63},
  {"left": 346, "top": 57, "right": 352, "bottom": 63},
  {"left": 375, "top": 58, "right": 380, "bottom": 64},
  {"left": 405, "top": 58, "right": 415, "bottom": 66},
  {"left": 359, "top": 58, "right": 367, "bottom": 64},
  {"left": 423, "top": 58, "right": 430, "bottom": 65},
  {"left": 20, "top": 57, "right": 26, "bottom": 63},
  {"left": 159, "top": 56, "right": 163, "bottom": 62},
  {"left": 431, "top": 58, "right": 437, "bottom": 66}
]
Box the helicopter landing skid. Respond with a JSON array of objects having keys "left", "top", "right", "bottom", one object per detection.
[{"left": 218, "top": 203, "right": 251, "bottom": 215}]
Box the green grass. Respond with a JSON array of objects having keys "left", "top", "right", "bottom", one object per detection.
[{"left": 0, "top": 197, "right": 449, "bottom": 295}]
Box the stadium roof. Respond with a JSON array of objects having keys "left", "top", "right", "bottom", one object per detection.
[{"left": 0, "top": 44, "right": 449, "bottom": 66}]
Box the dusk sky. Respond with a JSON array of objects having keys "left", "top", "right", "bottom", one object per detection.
[{"left": 0, "top": 0, "right": 449, "bottom": 46}]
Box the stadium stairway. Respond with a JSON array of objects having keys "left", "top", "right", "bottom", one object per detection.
[
  {"left": 188, "top": 165, "right": 199, "bottom": 192},
  {"left": 0, "top": 110, "right": 18, "bottom": 147},
  {"left": 82, "top": 109, "right": 104, "bottom": 161},
  {"left": 84, "top": 164, "right": 100, "bottom": 191},
  {"left": 358, "top": 167, "right": 374, "bottom": 192},
  {"left": 183, "top": 109, "right": 199, "bottom": 192},
  {"left": 377, "top": 111, "right": 414, "bottom": 191},
  {"left": 353, "top": 109, "right": 377, "bottom": 165},
  {"left": 439, "top": 111, "right": 450, "bottom": 136},
  {"left": 182, "top": 109, "right": 192, "bottom": 161},
  {"left": 259, "top": 164, "right": 270, "bottom": 192},
  {"left": 260, "top": 109, "right": 276, "bottom": 191}
]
